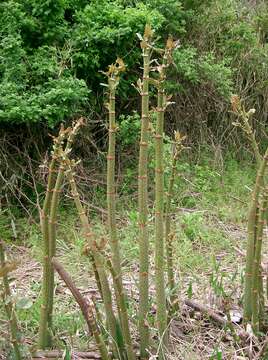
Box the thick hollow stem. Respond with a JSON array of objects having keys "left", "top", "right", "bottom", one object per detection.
[
  {"left": 138, "top": 26, "right": 152, "bottom": 360},
  {"left": 244, "top": 149, "right": 268, "bottom": 324},
  {"left": 0, "top": 240, "right": 22, "bottom": 360},
  {"left": 47, "top": 163, "right": 65, "bottom": 336},
  {"left": 251, "top": 188, "right": 268, "bottom": 332},
  {"left": 39, "top": 148, "right": 59, "bottom": 348},
  {"left": 106, "top": 66, "right": 135, "bottom": 360},
  {"left": 165, "top": 147, "right": 179, "bottom": 315},
  {"left": 154, "top": 84, "right": 167, "bottom": 356},
  {"left": 39, "top": 120, "right": 83, "bottom": 349}
]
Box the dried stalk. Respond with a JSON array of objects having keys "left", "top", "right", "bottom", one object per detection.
[
  {"left": 32, "top": 350, "right": 102, "bottom": 359},
  {"left": 51, "top": 258, "right": 110, "bottom": 360},
  {"left": 0, "top": 240, "right": 22, "bottom": 360}
]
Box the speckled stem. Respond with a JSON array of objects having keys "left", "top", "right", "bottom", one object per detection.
[{"left": 138, "top": 25, "right": 152, "bottom": 360}]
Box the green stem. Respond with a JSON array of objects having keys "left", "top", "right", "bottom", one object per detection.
[
  {"left": 154, "top": 70, "right": 167, "bottom": 356},
  {"left": 252, "top": 187, "right": 268, "bottom": 332},
  {"left": 138, "top": 25, "right": 152, "bottom": 360},
  {"left": 39, "top": 137, "right": 62, "bottom": 348},
  {"left": 107, "top": 70, "right": 135, "bottom": 360},
  {"left": 165, "top": 146, "right": 179, "bottom": 315},
  {"left": 244, "top": 148, "right": 268, "bottom": 324},
  {"left": 46, "top": 163, "right": 65, "bottom": 336},
  {"left": 0, "top": 241, "right": 22, "bottom": 360},
  {"left": 39, "top": 120, "right": 83, "bottom": 349}
]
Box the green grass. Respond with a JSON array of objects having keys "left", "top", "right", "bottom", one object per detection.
[{"left": 0, "top": 154, "right": 257, "bottom": 357}]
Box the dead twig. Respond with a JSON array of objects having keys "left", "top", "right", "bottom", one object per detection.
[
  {"left": 185, "top": 299, "right": 248, "bottom": 340},
  {"left": 51, "top": 258, "right": 93, "bottom": 336},
  {"left": 32, "top": 350, "right": 102, "bottom": 359}
]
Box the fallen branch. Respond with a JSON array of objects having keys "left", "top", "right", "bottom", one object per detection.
[
  {"left": 185, "top": 299, "right": 248, "bottom": 339},
  {"left": 51, "top": 258, "right": 111, "bottom": 360},
  {"left": 32, "top": 350, "right": 101, "bottom": 359},
  {"left": 52, "top": 258, "right": 93, "bottom": 335},
  {"left": 185, "top": 299, "right": 226, "bottom": 325}
]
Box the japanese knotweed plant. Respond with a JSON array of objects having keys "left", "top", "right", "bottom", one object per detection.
[
  {"left": 152, "top": 37, "right": 177, "bottom": 356},
  {"left": 36, "top": 25, "right": 181, "bottom": 359},
  {"left": 104, "top": 58, "right": 135, "bottom": 360},
  {"left": 39, "top": 120, "right": 83, "bottom": 348},
  {"left": 165, "top": 131, "right": 186, "bottom": 316},
  {"left": 231, "top": 95, "right": 268, "bottom": 332},
  {"left": 136, "top": 24, "right": 153, "bottom": 359}
]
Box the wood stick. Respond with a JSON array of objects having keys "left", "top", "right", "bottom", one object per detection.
[
  {"left": 32, "top": 350, "right": 101, "bottom": 359},
  {"left": 185, "top": 299, "right": 226, "bottom": 325},
  {"left": 185, "top": 299, "right": 248, "bottom": 339},
  {"left": 51, "top": 258, "right": 110, "bottom": 360},
  {"left": 51, "top": 258, "right": 93, "bottom": 335}
]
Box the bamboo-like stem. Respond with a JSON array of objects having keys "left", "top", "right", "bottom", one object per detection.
[
  {"left": 138, "top": 24, "right": 152, "bottom": 360},
  {"left": 244, "top": 148, "right": 268, "bottom": 324},
  {"left": 39, "top": 129, "right": 66, "bottom": 348},
  {"left": 46, "top": 162, "right": 65, "bottom": 335},
  {"left": 258, "top": 268, "right": 265, "bottom": 331},
  {"left": 251, "top": 187, "right": 268, "bottom": 332},
  {"left": 165, "top": 153, "right": 177, "bottom": 299},
  {"left": 165, "top": 133, "right": 185, "bottom": 315},
  {"left": 65, "top": 162, "right": 119, "bottom": 356},
  {"left": 106, "top": 258, "right": 135, "bottom": 358},
  {"left": 231, "top": 97, "right": 268, "bottom": 329},
  {"left": 154, "top": 74, "right": 167, "bottom": 355},
  {"left": 51, "top": 258, "right": 111, "bottom": 360},
  {"left": 105, "top": 59, "right": 135, "bottom": 360},
  {"left": 0, "top": 240, "right": 22, "bottom": 360},
  {"left": 154, "top": 37, "right": 176, "bottom": 357},
  {"left": 88, "top": 252, "right": 103, "bottom": 299},
  {"left": 47, "top": 121, "right": 83, "bottom": 331},
  {"left": 39, "top": 120, "right": 84, "bottom": 348}
]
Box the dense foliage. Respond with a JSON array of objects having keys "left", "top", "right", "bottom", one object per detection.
[{"left": 0, "top": 0, "right": 267, "bottom": 135}]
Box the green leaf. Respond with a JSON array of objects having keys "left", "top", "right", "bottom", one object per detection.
[
  {"left": 63, "top": 345, "right": 72, "bottom": 360},
  {"left": 16, "top": 297, "right": 33, "bottom": 310}
]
